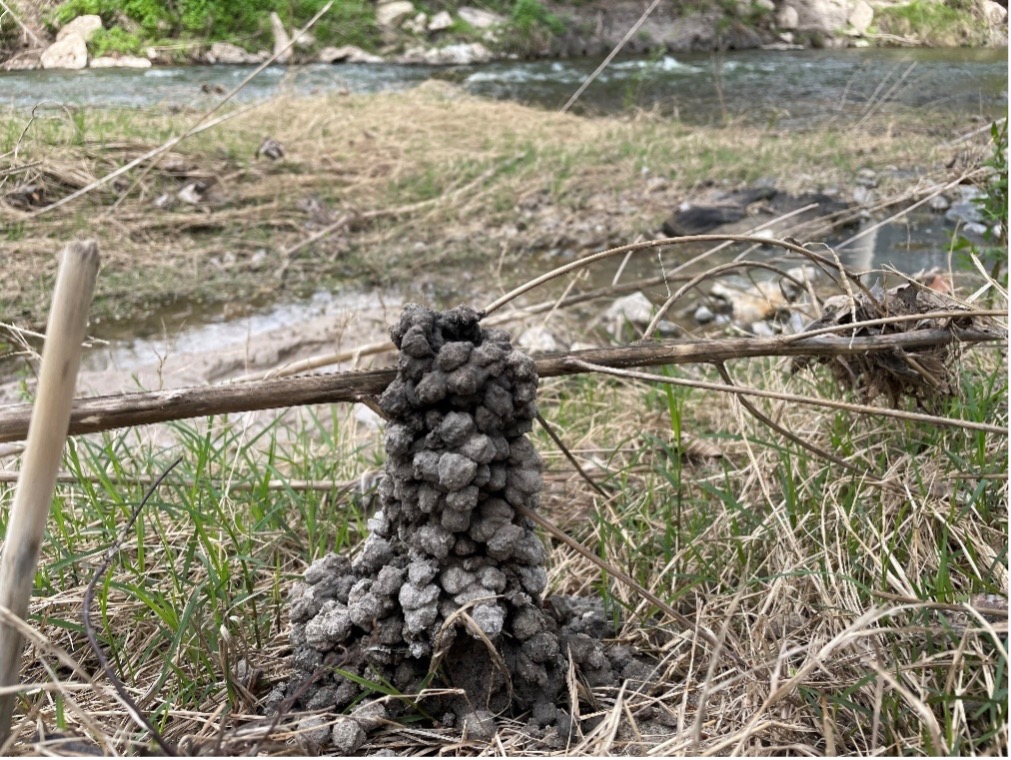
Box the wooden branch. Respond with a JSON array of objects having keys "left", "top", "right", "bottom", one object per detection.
[
  {"left": 0, "top": 328, "right": 1002, "bottom": 445},
  {"left": 0, "top": 242, "right": 100, "bottom": 741}
]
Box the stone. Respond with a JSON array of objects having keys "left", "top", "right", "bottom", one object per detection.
[
  {"left": 351, "top": 700, "right": 389, "bottom": 731},
  {"left": 404, "top": 12, "right": 429, "bottom": 34},
  {"left": 982, "top": 0, "right": 1008, "bottom": 26},
  {"left": 205, "top": 42, "right": 263, "bottom": 65},
  {"left": 293, "top": 31, "right": 316, "bottom": 50},
  {"left": 89, "top": 55, "right": 152, "bottom": 68},
  {"left": 330, "top": 719, "right": 366, "bottom": 754},
  {"left": 460, "top": 709, "right": 497, "bottom": 741},
  {"left": 319, "top": 45, "right": 384, "bottom": 64},
  {"left": 605, "top": 292, "right": 655, "bottom": 333},
  {"left": 56, "top": 15, "right": 102, "bottom": 43},
  {"left": 458, "top": 7, "right": 505, "bottom": 29},
  {"left": 269, "top": 12, "right": 292, "bottom": 63},
  {"left": 945, "top": 202, "right": 984, "bottom": 227},
  {"left": 776, "top": 5, "right": 799, "bottom": 29},
  {"left": 40, "top": 35, "right": 87, "bottom": 70},
  {"left": 847, "top": 0, "right": 874, "bottom": 35},
  {"left": 929, "top": 195, "right": 950, "bottom": 213},
  {"left": 856, "top": 168, "right": 877, "bottom": 187},
  {"left": 377, "top": 1, "right": 416, "bottom": 29},
  {"left": 429, "top": 10, "right": 454, "bottom": 31},
  {"left": 694, "top": 305, "right": 715, "bottom": 324},
  {"left": 404, "top": 42, "right": 493, "bottom": 65},
  {"left": 517, "top": 326, "right": 558, "bottom": 353},
  {"left": 2, "top": 51, "right": 42, "bottom": 71},
  {"left": 297, "top": 715, "right": 331, "bottom": 751}
]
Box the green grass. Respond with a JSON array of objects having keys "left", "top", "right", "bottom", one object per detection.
[{"left": 874, "top": 0, "right": 992, "bottom": 46}]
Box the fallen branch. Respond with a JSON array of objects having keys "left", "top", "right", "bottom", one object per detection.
[{"left": 0, "top": 328, "right": 1002, "bottom": 444}]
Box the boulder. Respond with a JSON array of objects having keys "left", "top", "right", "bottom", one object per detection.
[
  {"left": 293, "top": 31, "right": 316, "bottom": 49},
  {"left": 404, "top": 12, "right": 429, "bottom": 34},
  {"left": 399, "top": 42, "right": 492, "bottom": 65},
  {"left": 847, "top": 0, "right": 874, "bottom": 35},
  {"left": 982, "top": 0, "right": 1008, "bottom": 25},
  {"left": 89, "top": 55, "right": 152, "bottom": 68},
  {"left": 40, "top": 34, "right": 88, "bottom": 70},
  {"left": 56, "top": 15, "right": 102, "bottom": 43},
  {"left": 204, "top": 42, "right": 264, "bottom": 64},
  {"left": 776, "top": 5, "right": 800, "bottom": 29},
  {"left": 792, "top": 0, "right": 851, "bottom": 34},
  {"left": 458, "top": 7, "right": 505, "bottom": 29},
  {"left": 2, "top": 51, "right": 42, "bottom": 71},
  {"left": 318, "top": 45, "right": 384, "bottom": 64},
  {"left": 428, "top": 10, "right": 454, "bottom": 31},
  {"left": 377, "top": 1, "right": 416, "bottom": 29},
  {"left": 269, "top": 12, "right": 292, "bottom": 63}
]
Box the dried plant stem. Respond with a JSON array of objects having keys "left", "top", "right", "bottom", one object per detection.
[
  {"left": 567, "top": 359, "right": 1006, "bottom": 435},
  {"left": 0, "top": 328, "right": 1000, "bottom": 444},
  {"left": 0, "top": 242, "right": 100, "bottom": 742}
]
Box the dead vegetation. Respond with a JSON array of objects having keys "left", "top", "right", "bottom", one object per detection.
[{"left": 1, "top": 83, "right": 989, "bottom": 331}]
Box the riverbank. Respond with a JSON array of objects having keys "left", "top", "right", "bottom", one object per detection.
[
  {"left": 2, "top": 0, "right": 1008, "bottom": 72},
  {"left": 1, "top": 84, "right": 1001, "bottom": 339}
]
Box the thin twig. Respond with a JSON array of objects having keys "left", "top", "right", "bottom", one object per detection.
[
  {"left": 560, "top": 0, "right": 662, "bottom": 113},
  {"left": 568, "top": 359, "right": 1007, "bottom": 435},
  {"left": 535, "top": 412, "right": 609, "bottom": 499},
  {"left": 82, "top": 457, "right": 183, "bottom": 757}
]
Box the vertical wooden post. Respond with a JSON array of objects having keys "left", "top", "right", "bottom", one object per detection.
[{"left": 0, "top": 241, "right": 100, "bottom": 742}]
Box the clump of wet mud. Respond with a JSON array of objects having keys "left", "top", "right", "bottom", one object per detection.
[{"left": 276, "top": 305, "right": 651, "bottom": 749}]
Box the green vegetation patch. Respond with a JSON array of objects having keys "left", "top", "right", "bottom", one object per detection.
[{"left": 874, "top": 0, "right": 993, "bottom": 46}]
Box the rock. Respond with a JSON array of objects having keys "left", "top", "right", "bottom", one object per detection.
[
  {"left": 40, "top": 34, "right": 88, "bottom": 70},
  {"left": 792, "top": 0, "right": 851, "bottom": 34},
  {"left": 694, "top": 305, "right": 715, "bottom": 324},
  {"left": 351, "top": 700, "right": 389, "bottom": 731},
  {"left": 605, "top": 292, "right": 655, "bottom": 333},
  {"left": 404, "top": 12, "right": 429, "bottom": 34},
  {"left": 2, "top": 51, "right": 42, "bottom": 71},
  {"left": 256, "top": 137, "right": 285, "bottom": 160},
  {"left": 856, "top": 168, "right": 877, "bottom": 188},
  {"left": 318, "top": 45, "right": 384, "bottom": 64},
  {"left": 460, "top": 709, "right": 497, "bottom": 741},
  {"left": 517, "top": 326, "right": 558, "bottom": 353},
  {"left": 429, "top": 10, "right": 454, "bottom": 31},
  {"left": 377, "top": 0, "right": 416, "bottom": 29},
  {"left": 929, "top": 195, "right": 950, "bottom": 213},
  {"left": 177, "top": 180, "right": 211, "bottom": 205},
  {"left": 89, "top": 55, "right": 152, "bottom": 68},
  {"left": 269, "top": 12, "right": 292, "bottom": 63},
  {"left": 852, "top": 185, "right": 874, "bottom": 206},
  {"left": 847, "top": 0, "right": 874, "bottom": 35},
  {"left": 945, "top": 202, "right": 984, "bottom": 227},
  {"left": 458, "top": 7, "right": 506, "bottom": 29},
  {"left": 293, "top": 31, "right": 316, "bottom": 50},
  {"left": 755, "top": 0, "right": 776, "bottom": 10},
  {"left": 400, "top": 42, "right": 493, "bottom": 65},
  {"left": 982, "top": 0, "right": 1008, "bottom": 26},
  {"left": 56, "top": 15, "right": 102, "bottom": 43},
  {"left": 710, "top": 282, "right": 789, "bottom": 324},
  {"left": 776, "top": 5, "right": 800, "bottom": 29},
  {"left": 330, "top": 719, "right": 366, "bottom": 754},
  {"left": 205, "top": 42, "right": 264, "bottom": 65},
  {"left": 750, "top": 321, "right": 777, "bottom": 337},
  {"left": 297, "top": 715, "right": 331, "bottom": 751}
]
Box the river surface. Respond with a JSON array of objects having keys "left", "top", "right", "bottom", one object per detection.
[{"left": 2, "top": 48, "right": 1006, "bottom": 124}]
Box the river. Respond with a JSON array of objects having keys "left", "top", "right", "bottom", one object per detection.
[{"left": 2, "top": 48, "right": 1006, "bottom": 124}]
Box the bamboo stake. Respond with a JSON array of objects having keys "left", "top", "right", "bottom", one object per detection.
[{"left": 0, "top": 242, "right": 100, "bottom": 743}]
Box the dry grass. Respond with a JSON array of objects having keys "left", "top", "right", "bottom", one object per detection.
[
  {"left": 0, "top": 86, "right": 1006, "bottom": 756},
  {"left": 1, "top": 84, "right": 982, "bottom": 331},
  {"left": 0, "top": 256, "right": 1004, "bottom": 755}
]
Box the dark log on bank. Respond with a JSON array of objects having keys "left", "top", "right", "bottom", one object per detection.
[{"left": 0, "top": 329, "right": 1002, "bottom": 444}]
